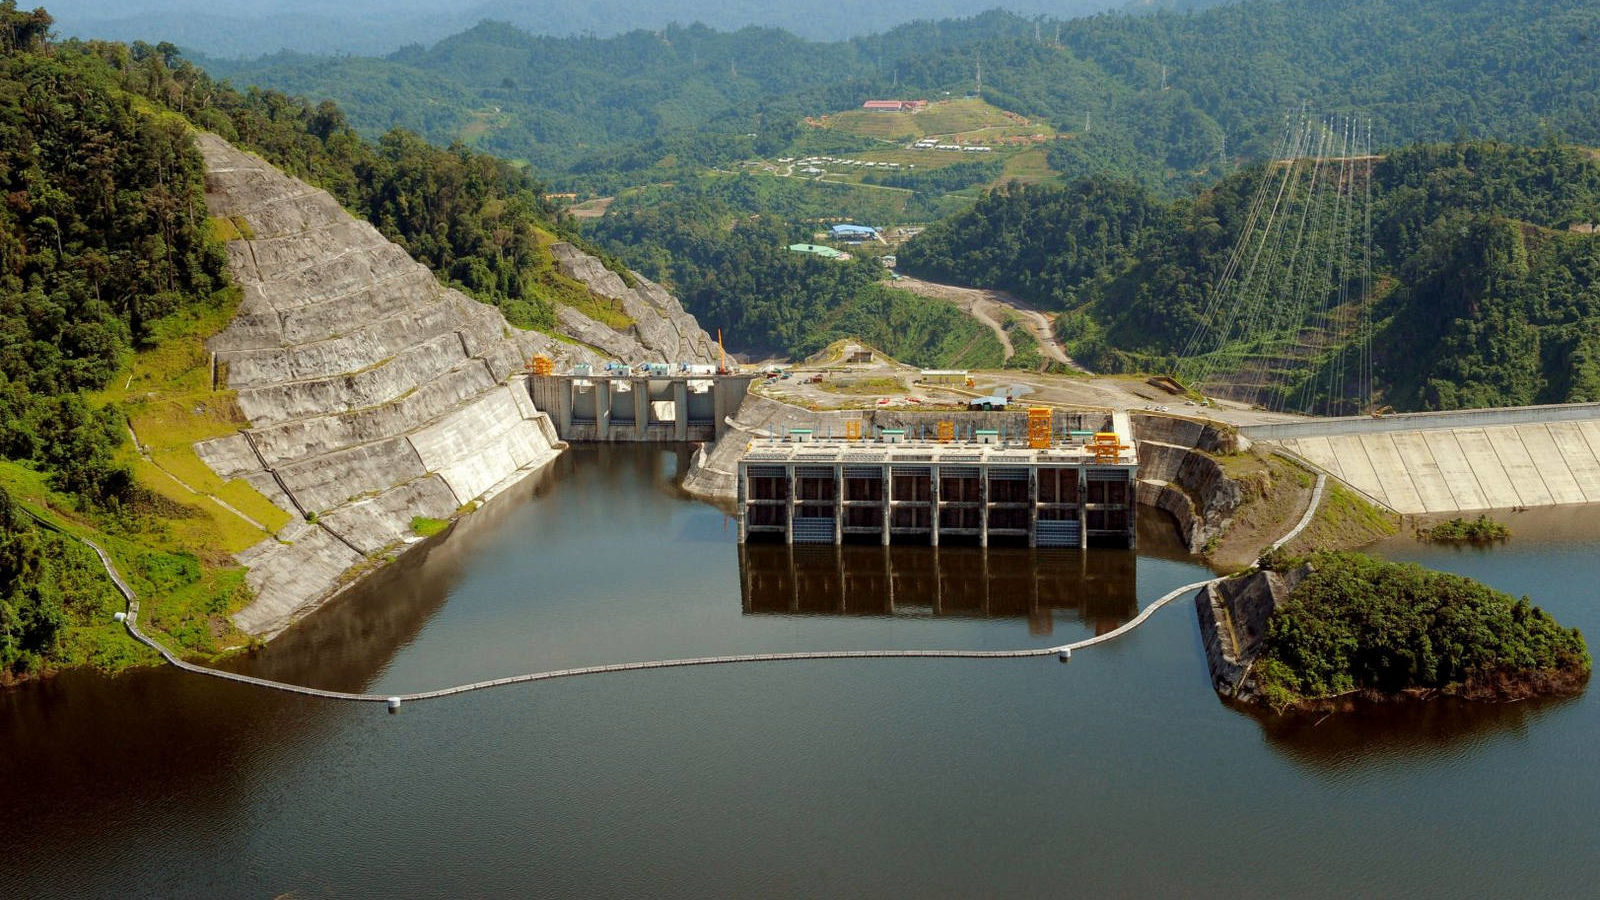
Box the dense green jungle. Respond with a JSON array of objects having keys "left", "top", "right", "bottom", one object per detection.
[{"left": 187, "top": 0, "right": 1600, "bottom": 401}]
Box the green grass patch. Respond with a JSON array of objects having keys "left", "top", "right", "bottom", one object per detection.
[
  {"left": 94, "top": 289, "right": 293, "bottom": 548},
  {"left": 410, "top": 515, "right": 450, "bottom": 538},
  {"left": 1280, "top": 480, "right": 1400, "bottom": 557},
  {"left": 206, "top": 215, "right": 255, "bottom": 242},
  {"left": 1000, "top": 314, "right": 1046, "bottom": 370},
  {"left": 0, "top": 461, "right": 250, "bottom": 669},
  {"left": 522, "top": 227, "right": 637, "bottom": 330},
  {"left": 822, "top": 99, "right": 1050, "bottom": 143},
  {"left": 818, "top": 376, "right": 906, "bottom": 396},
  {"left": 1000, "top": 146, "right": 1058, "bottom": 185}
]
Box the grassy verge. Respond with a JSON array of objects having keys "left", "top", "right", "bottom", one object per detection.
[
  {"left": 25, "top": 288, "right": 305, "bottom": 672},
  {"left": 1280, "top": 480, "right": 1400, "bottom": 558}
]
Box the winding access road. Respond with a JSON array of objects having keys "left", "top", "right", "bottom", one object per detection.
[{"left": 891, "top": 275, "right": 1081, "bottom": 370}]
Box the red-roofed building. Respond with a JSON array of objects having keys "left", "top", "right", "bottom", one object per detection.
[{"left": 862, "top": 99, "right": 929, "bottom": 113}]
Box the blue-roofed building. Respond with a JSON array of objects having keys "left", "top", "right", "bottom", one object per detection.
[{"left": 829, "top": 224, "right": 879, "bottom": 243}]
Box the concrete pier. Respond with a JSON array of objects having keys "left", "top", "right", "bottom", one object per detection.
[
  {"left": 530, "top": 373, "right": 754, "bottom": 442},
  {"left": 737, "top": 430, "right": 1137, "bottom": 548}
]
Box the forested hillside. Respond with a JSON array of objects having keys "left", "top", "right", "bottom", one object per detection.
[
  {"left": 179, "top": 0, "right": 1600, "bottom": 377},
  {"left": 1, "top": 4, "right": 229, "bottom": 676},
  {"left": 590, "top": 189, "right": 1004, "bottom": 367},
  {"left": 901, "top": 141, "right": 1600, "bottom": 411},
  {"left": 200, "top": 0, "right": 1600, "bottom": 195},
  {"left": 52, "top": 1, "right": 1216, "bottom": 58}
]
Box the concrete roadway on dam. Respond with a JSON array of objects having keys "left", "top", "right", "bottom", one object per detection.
[{"left": 1241, "top": 404, "right": 1600, "bottom": 515}]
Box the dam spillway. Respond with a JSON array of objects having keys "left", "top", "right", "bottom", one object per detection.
[{"left": 529, "top": 373, "right": 754, "bottom": 442}]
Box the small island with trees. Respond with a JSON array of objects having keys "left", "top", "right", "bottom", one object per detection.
[
  {"left": 1199, "top": 551, "right": 1590, "bottom": 713},
  {"left": 1416, "top": 515, "right": 1511, "bottom": 544}
]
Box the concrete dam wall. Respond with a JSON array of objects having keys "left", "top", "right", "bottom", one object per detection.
[
  {"left": 190, "top": 134, "right": 709, "bottom": 637},
  {"left": 1244, "top": 404, "right": 1600, "bottom": 514}
]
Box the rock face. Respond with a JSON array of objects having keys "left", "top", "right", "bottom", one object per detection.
[
  {"left": 549, "top": 242, "right": 717, "bottom": 364},
  {"left": 1195, "top": 566, "right": 1307, "bottom": 700},
  {"left": 1132, "top": 413, "right": 1247, "bottom": 553},
  {"left": 192, "top": 134, "right": 588, "bottom": 637}
]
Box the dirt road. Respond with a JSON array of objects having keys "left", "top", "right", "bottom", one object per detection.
[{"left": 892, "top": 275, "right": 1081, "bottom": 370}]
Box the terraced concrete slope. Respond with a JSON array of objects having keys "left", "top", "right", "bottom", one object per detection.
[{"left": 191, "top": 134, "right": 584, "bottom": 637}]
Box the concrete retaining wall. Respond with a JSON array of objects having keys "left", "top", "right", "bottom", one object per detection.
[
  {"left": 1195, "top": 567, "right": 1304, "bottom": 699},
  {"left": 1136, "top": 441, "right": 1242, "bottom": 553},
  {"left": 1131, "top": 413, "right": 1249, "bottom": 553}
]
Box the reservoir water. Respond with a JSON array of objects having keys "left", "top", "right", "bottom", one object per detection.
[{"left": 3, "top": 446, "right": 1596, "bottom": 897}]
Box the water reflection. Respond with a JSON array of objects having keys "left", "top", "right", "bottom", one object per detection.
[
  {"left": 222, "top": 459, "right": 562, "bottom": 692},
  {"left": 738, "top": 543, "right": 1138, "bottom": 636},
  {"left": 1249, "top": 694, "right": 1577, "bottom": 773}
]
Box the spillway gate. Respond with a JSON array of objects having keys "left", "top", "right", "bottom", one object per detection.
[{"left": 530, "top": 373, "right": 754, "bottom": 442}]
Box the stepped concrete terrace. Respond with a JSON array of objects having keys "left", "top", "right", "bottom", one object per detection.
[{"left": 193, "top": 134, "right": 582, "bottom": 637}]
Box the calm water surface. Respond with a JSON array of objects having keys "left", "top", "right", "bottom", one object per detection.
[{"left": 2, "top": 446, "right": 1596, "bottom": 897}]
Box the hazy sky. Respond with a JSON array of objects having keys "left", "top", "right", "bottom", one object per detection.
[{"left": 42, "top": 1, "right": 1187, "bottom": 57}]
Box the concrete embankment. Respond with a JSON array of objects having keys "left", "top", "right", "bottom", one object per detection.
[
  {"left": 191, "top": 134, "right": 712, "bottom": 637},
  {"left": 1243, "top": 403, "right": 1600, "bottom": 515},
  {"left": 1195, "top": 566, "right": 1306, "bottom": 700}
]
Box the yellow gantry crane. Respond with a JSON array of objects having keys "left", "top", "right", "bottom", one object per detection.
[
  {"left": 1027, "top": 407, "right": 1052, "bottom": 449},
  {"left": 1088, "top": 431, "right": 1131, "bottom": 463}
]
